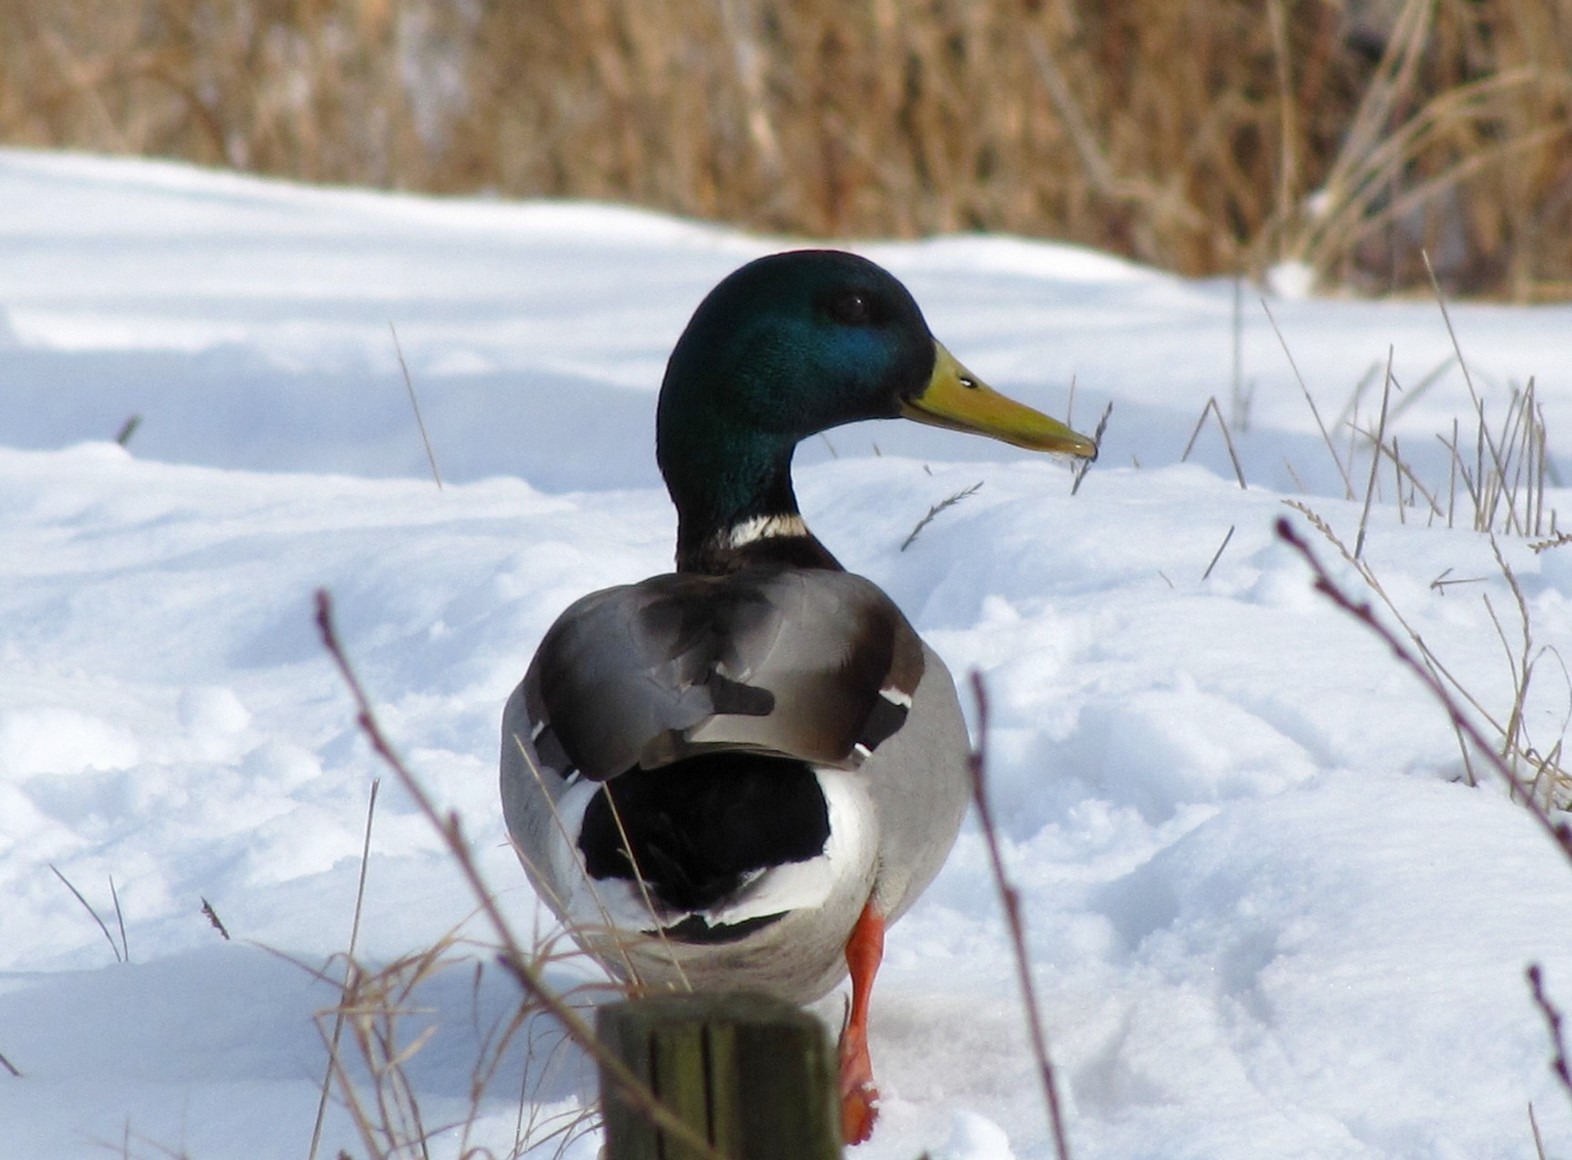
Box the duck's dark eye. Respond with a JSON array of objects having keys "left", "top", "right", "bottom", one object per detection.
[{"left": 827, "top": 290, "right": 873, "bottom": 326}]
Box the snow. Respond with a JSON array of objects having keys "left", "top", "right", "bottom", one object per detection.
[{"left": 2, "top": 147, "right": 1571, "bottom": 1159}]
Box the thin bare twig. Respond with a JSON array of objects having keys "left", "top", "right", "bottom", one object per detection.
[
  {"left": 1274, "top": 518, "right": 1572, "bottom": 868},
  {"left": 313, "top": 589, "right": 725, "bottom": 1160},
  {"left": 1283, "top": 499, "right": 1502, "bottom": 786},
  {"left": 1429, "top": 569, "right": 1486, "bottom": 593},
  {"left": 1527, "top": 964, "right": 1572, "bottom": 1103},
  {"left": 968, "top": 672, "right": 1073, "bottom": 1160}
]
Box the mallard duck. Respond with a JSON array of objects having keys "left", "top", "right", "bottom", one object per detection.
[{"left": 500, "top": 249, "right": 1096, "bottom": 1145}]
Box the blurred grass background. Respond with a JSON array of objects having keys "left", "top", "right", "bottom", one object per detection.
[{"left": 2, "top": 0, "right": 1569, "bottom": 298}]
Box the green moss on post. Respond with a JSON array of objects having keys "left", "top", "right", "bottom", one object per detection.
[{"left": 598, "top": 991, "right": 842, "bottom": 1160}]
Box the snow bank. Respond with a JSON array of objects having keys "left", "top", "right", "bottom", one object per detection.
[{"left": 2, "top": 150, "right": 1570, "bottom": 1159}]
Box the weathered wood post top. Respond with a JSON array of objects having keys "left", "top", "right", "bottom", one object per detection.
[{"left": 598, "top": 990, "right": 844, "bottom": 1160}]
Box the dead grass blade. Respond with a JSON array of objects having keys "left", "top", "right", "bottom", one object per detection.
[
  {"left": 901, "top": 481, "right": 983, "bottom": 551},
  {"left": 1071, "top": 402, "right": 1113, "bottom": 497},
  {"left": 1201, "top": 525, "right": 1236, "bottom": 582},
  {"left": 1354, "top": 347, "right": 1395, "bottom": 560},
  {"left": 1180, "top": 397, "right": 1246, "bottom": 489},
  {"left": 1261, "top": 299, "right": 1352, "bottom": 500},
  {"left": 601, "top": 788, "right": 692, "bottom": 991},
  {"left": 48, "top": 863, "right": 125, "bottom": 964},
  {"left": 1529, "top": 1100, "right": 1548, "bottom": 1160},
  {"left": 391, "top": 323, "right": 442, "bottom": 491},
  {"left": 309, "top": 777, "right": 381, "bottom": 1160},
  {"left": 508, "top": 731, "right": 650, "bottom": 989}
]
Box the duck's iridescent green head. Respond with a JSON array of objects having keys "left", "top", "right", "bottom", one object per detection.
[{"left": 656, "top": 249, "right": 1097, "bottom": 573}]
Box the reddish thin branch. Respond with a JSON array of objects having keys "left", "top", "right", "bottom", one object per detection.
[
  {"left": 1527, "top": 964, "right": 1572, "bottom": 1102},
  {"left": 312, "top": 589, "right": 726, "bottom": 1160},
  {"left": 968, "top": 671, "right": 1073, "bottom": 1160},
  {"left": 1273, "top": 518, "right": 1572, "bottom": 869}
]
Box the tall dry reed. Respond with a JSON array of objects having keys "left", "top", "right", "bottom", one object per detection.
[{"left": 3, "top": 0, "right": 1569, "bottom": 298}]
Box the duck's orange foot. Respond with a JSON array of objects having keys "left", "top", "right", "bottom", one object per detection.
[
  {"left": 838, "top": 1002, "right": 880, "bottom": 1144},
  {"left": 840, "top": 1071, "right": 880, "bottom": 1145},
  {"left": 842, "top": 1037, "right": 880, "bottom": 1150}
]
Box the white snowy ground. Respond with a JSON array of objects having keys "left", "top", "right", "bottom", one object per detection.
[{"left": 3, "top": 148, "right": 1572, "bottom": 1160}]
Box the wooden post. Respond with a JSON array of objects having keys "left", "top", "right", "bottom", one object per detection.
[{"left": 597, "top": 991, "right": 842, "bottom": 1160}]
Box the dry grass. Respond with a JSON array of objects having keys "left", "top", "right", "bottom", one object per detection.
[
  {"left": 3, "top": 0, "right": 1571, "bottom": 298},
  {"left": 309, "top": 932, "right": 612, "bottom": 1160},
  {"left": 311, "top": 590, "right": 728, "bottom": 1160},
  {"left": 901, "top": 480, "right": 984, "bottom": 552},
  {"left": 48, "top": 862, "right": 129, "bottom": 963},
  {"left": 1279, "top": 514, "right": 1572, "bottom": 852},
  {"left": 1274, "top": 274, "right": 1570, "bottom": 811}
]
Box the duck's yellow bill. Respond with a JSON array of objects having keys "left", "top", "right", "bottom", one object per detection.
[{"left": 900, "top": 341, "right": 1098, "bottom": 459}]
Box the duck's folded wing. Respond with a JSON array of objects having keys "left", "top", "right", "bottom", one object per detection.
[{"left": 526, "top": 568, "right": 926, "bottom": 781}]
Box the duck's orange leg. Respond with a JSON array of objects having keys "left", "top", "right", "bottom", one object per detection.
[{"left": 838, "top": 901, "right": 885, "bottom": 1145}]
